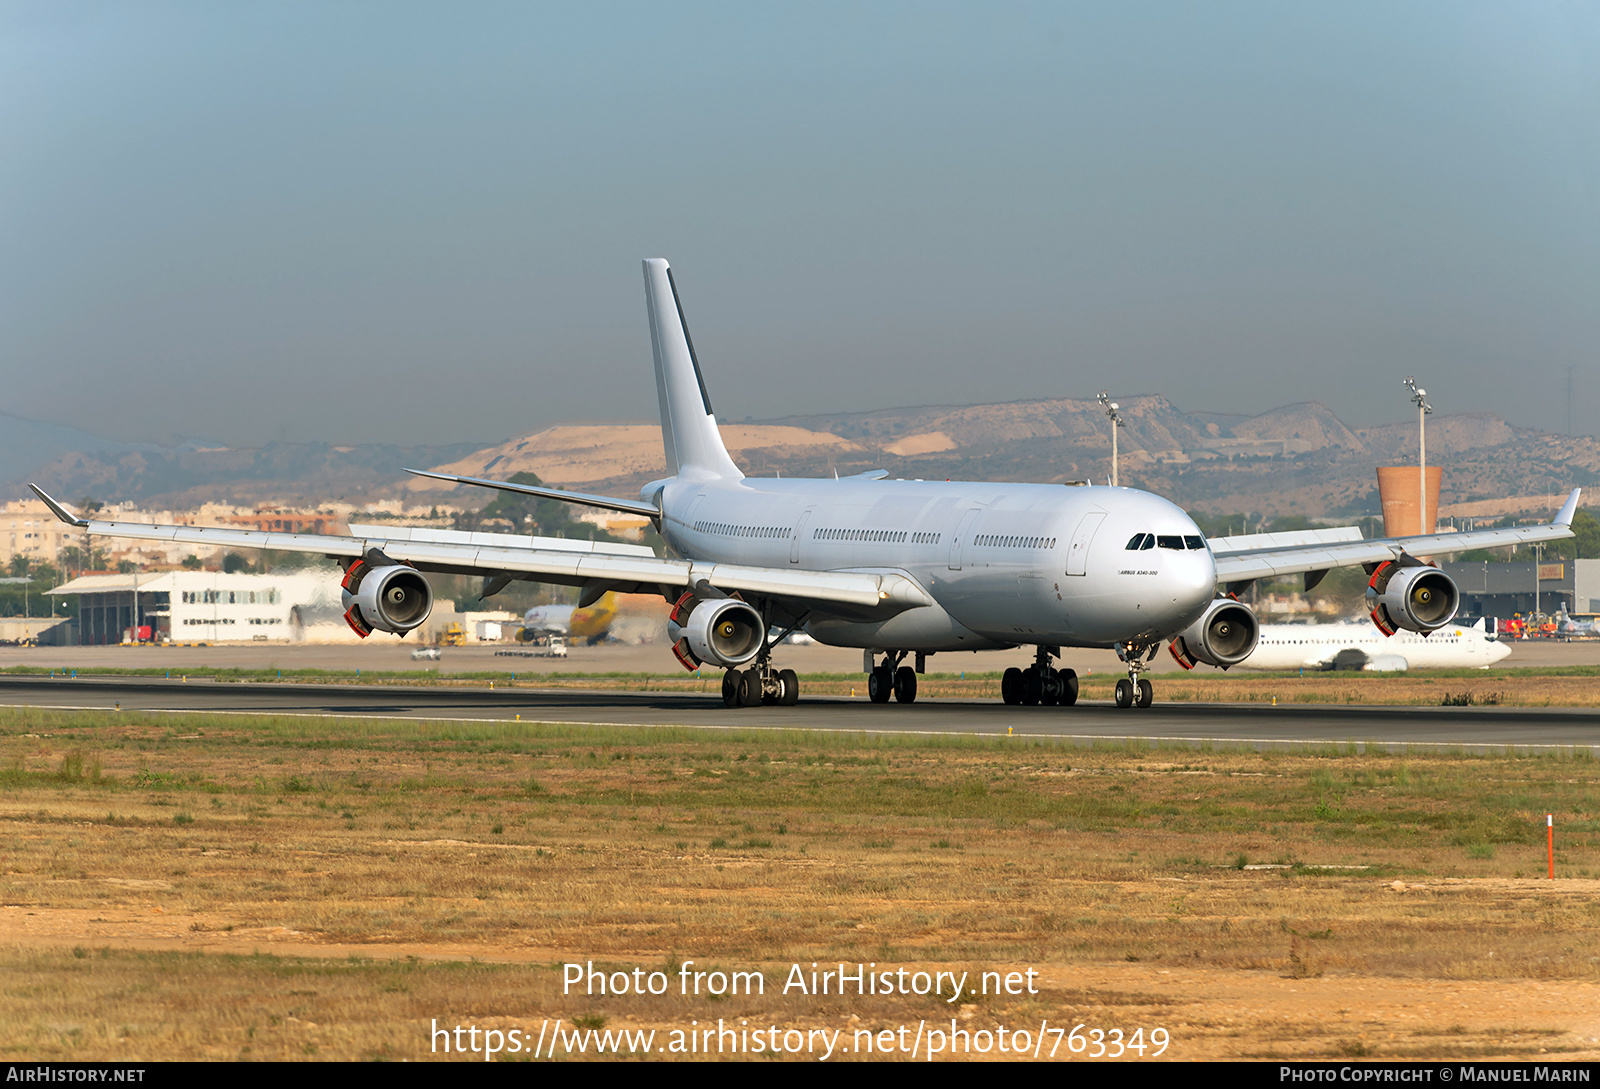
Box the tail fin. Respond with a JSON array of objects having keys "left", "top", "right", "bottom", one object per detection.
[{"left": 643, "top": 259, "right": 743, "bottom": 480}]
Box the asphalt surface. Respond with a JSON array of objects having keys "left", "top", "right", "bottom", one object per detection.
[
  {"left": 2, "top": 675, "right": 1597, "bottom": 752},
  {"left": 2, "top": 634, "right": 1594, "bottom": 676}
]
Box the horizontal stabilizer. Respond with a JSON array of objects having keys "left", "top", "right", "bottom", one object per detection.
[{"left": 403, "top": 469, "right": 661, "bottom": 520}]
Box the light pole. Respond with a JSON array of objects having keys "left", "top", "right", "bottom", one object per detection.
[
  {"left": 1403, "top": 377, "right": 1433, "bottom": 535},
  {"left": 1097, "top": 391, "right": 1124, "bottom": 487}
]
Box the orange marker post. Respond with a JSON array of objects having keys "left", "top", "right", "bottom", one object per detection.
[{"left": 1547, "top": 814, "right": 1554, "bottom": 880}]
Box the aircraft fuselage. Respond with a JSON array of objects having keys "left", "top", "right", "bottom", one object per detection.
[{"left": 656, "top": 476, "right": 1217, "bottom": 653}]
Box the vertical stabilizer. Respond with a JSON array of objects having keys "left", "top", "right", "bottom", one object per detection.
[{"left": 643, "top": 259, "right": 743, "bottom": 480}]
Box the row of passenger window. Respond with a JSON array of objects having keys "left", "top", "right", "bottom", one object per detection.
[
  {"left": 694, "top": 521, "right": 947, "bottom": 545},
  {"left": 977, "top": 534, "right": 1056, "bottom": 549},
  {"left": 815, "top": 528, "right": 910, "bottom": 544},
  {"left": 695, "top": 522, "right": 787, "bottom": 539},
  {"left": 1125, "top": 533, "right": 1206, "bottom": 551}
]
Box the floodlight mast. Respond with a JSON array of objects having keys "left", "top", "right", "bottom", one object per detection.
[
  {"left": 1097, "top": 391, "right": 1124, "bottom": 487},
  {"left": 1404, "top": 377, "right": 1433, "bottom": 535}
]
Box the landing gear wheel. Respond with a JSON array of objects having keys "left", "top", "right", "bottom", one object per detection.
[
  {"left": 867, "top": 666, "right": 893, "bottom": 704},
  {"left": 777, "top": 668, "right": 800, "bottom": 706},
  {"left": 1001, "top": 667, "right": 1023, "bottom": 706},
  {"left": 1135, "top": 679, "right": 1154, "bottom": 708},
  {"left": 1058, "top": 668, "right": 1079, "bottom": 707},
  {"left": 1021, "top": 667, "right": 1042, "bottom": 706},
  {"left": 1114, "top": 678, "right": 1134, "bottom": 709},
  {"left": 739, "top": 669, "right": 764, "bottom": 707},
  {"left": 722, "top": 670, "right": 741, "bottom": 708},
  {"left": 893, "top": 665, "right": 918, "bottom": 704}
]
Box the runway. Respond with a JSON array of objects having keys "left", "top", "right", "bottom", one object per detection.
[{"left": 2, "top": 675, "right": 1597, "bottom": 752}]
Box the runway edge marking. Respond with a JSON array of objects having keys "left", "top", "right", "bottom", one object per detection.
[{"left": 1, "top": 701, "right": 1596, "bottom": 755}]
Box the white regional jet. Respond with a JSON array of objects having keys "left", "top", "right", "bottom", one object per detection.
[
  {"left": 1241, "top": 618, "right": 1511, "bottom": 672},
  {"left": 30, "top": 259, "right": 1582, "bottom": 710}
]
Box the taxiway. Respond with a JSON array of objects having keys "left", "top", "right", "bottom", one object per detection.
[{"left": 2, "top": 675, "right": 1597, "bottom": 753}]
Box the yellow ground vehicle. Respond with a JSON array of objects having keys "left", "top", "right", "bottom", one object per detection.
[{"left": 440, "top": 622, "right": 467, "bottom": 646}]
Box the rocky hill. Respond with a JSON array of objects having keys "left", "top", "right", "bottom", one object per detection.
[
  {"left": 10, "top": 438, "right": 488, "bottom": 509},
  {"left": 8, "top": 398, "right": 1595, "bottom": 521}
]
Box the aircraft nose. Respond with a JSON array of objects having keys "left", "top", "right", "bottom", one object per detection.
[{"left": 1161, "top": 549, "right": 1217, "bottom": 628}]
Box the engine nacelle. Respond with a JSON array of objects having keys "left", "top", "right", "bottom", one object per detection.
[
  {"left": 1168, "top": 598, "right": 1259, "bottom": 670},
  {"left": 1366, "top": 560, "right": 1458, "bottom": 636},
  {"left": 341, "top": 562, "right": 433, "bottom": 637},
  {"left": 667, "top": 596, "right": 765, "bottom": 669}
]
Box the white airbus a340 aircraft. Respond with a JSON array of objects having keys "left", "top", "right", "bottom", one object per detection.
[
  {"left": 32, "top": 259, "right": 1580, "bottom": 710},
  {"left": 1242, "top": 618, "right": 1511, "bottom": 672}
]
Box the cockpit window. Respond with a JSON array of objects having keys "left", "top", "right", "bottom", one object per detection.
[{"left": 1131, "top": 532, "right": 1206, "bottom": 551}]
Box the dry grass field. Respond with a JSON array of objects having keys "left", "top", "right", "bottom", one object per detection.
[{"left": 1, "top": 706, "right": 1599, "bottom": 1061}]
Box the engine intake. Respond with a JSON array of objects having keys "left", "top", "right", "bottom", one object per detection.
[
  {"left": 1366, "top": 559, "right": 1458, "bottom": 636},
  {"left": 341, "top": 561, "right": 434, "bottom": 637},
  {"left": 666, "top": 593, "right": 765, "bottom": 669},
  {"left": 1169, "top": 598, "right": 1259, "bottom": 670}
]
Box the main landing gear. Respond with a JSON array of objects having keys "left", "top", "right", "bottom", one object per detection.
[
  {"left": 721, "top": 663, "right": 800, "bottom": 707},
  {"left": 1112, "top": 642, "right": 1157, "bottom": 709},
  {"left": 999, "top": 645, "right": 1079, "bottom": 706},
  {"left": 719, "top": 609, "right": 802, "bottom": 709},
  {"left": 866, "top": 651, "right": 920, "bottom": 704}
]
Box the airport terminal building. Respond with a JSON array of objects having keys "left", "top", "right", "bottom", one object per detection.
[
  {"left": 1439, "top": 558, "right": 1600, "bottom": 619},
  {"left": 47, "top": 571, "right": 343, "bottom": 645}
]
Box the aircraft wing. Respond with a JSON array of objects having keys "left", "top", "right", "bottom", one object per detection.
[
  {"left": 1213, "top": 488, "right": 1582, "bottom": 584},
  {"left": 30, "top": 485, "right": 931, "bottom": 613}
]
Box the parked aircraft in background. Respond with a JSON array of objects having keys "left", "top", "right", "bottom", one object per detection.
[
  {"left": 1554, "top": 608, "right": 1599, "bottom": 638},
  {"left": 1238, "top": 618, "right": 1510, "bottom": 671},
  {"left": 517, "top": 592, "right": 618, "bottom": 645},
  {"left": 31, "top": 259, "right": 1582, "bottom": 710}
]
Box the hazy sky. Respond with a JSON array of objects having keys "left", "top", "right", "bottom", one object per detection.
[{"left": 4, "top": 3, "right": 1599, "bottom": 448}]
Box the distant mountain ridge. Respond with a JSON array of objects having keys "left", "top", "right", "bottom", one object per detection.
[
  {"left": 6, "top": 398, "right": 1594, "bottom": 519},
  {"left": 3, "top": 421, "right": 487, "bottom": 508}
]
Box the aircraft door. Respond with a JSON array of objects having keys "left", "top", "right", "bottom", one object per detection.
[
  {"left": 948, "top": 508, "right": 982, "bottom": 571},
  {"left": 1065, "top": 511, "right": 1106, "bottom": 576},
  {"left": 670, "top": 493, "right": 707, "bottom": 557},
  {"left": 791, "top": 507, "right": 814, "bottom": 564}
]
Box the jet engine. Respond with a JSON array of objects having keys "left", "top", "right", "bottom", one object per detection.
[
  {"left": 341, "top": 560, "right": 434, "bottom": 638},
  {"left": 1366, "top": 559, "right": 1458, "bottom": 636},
  {"left": 666, "top": 592, "right": 765, "bottom": 670},
  {"left": 1168, "top": 598, "right": 1259, "bottom": 670}
]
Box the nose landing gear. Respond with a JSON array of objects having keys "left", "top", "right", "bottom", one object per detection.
[{"left": 1113, "top": 642, "right": 1157, "bottom": 709}]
